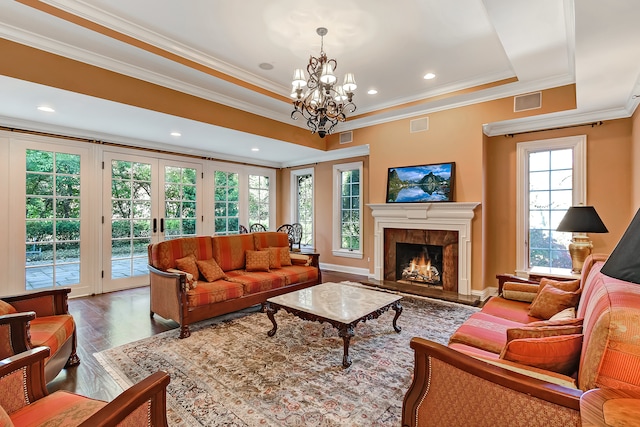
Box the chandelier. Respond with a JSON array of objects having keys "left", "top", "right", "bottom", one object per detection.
[{"left": 290, "top": 27, "right": 357, "bottom": 138}]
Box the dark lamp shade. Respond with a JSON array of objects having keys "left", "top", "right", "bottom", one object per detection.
[
  {"left": 556, "top": 206, "right": 608, "bottom": 233},
  {"left": 601, "top": 208, "right": 640, "bottom": 284}
]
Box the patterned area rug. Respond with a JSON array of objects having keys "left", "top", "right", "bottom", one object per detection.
[{"left": 95, "top": 283, "right": 478, "bottom": 426}]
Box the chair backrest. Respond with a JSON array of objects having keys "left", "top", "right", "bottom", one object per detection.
[
  {"left": 291, "top": 223, "right": 303, "bottom": 250},
  {"left": 250, "top": 223, "right": 267, "bottom": 232},
  {"left": 239, "top": 225, "right": 249, "bottom": 234},
  {"left": 277, "top": 224, "right": 293, "bottom": 249}
]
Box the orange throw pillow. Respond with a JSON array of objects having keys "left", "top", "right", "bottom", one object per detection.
[
  {"left": 0, "top": 300, "right": 17, "bottom": 315},
  {"left": 196, "top": 258, "right": 226, "bottom": 282},
  {"left": 528, "top": 285, "right": 580, "bottom": 320},
  {"left": 538, "top": 278, "right": 580, "bottom": 293},
  {"left": 270, "top": 246, "right": 292, "bottom": 267},
  {"left": 175, "top": 255, "right": 200, "bottom": 281},
  {"left": 267, "top": 247, "right": 282, "bottom": 269},
  {"left": 500, "top": 334, "right": 583, "bottom": 375},
  {"left": 506, "top": 324, "right": 583, "bottom": 342},
  {"left": 246, "top": 250, "right": 270, "bottom": 272}
]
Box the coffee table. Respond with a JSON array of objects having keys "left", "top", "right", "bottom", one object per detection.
[{"left": 265, "top": 282, "right": 403, "bottom": 368}]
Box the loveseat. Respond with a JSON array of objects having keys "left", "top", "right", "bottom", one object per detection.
[
  {"left": 0, "top": 288, "right": 79, "bottom": 383},
  {"left": 148, "top": 231, "right": 321, "bottom": 338},
  {"left": 402, "top": 254, "right": 640, "bottom": 426}
]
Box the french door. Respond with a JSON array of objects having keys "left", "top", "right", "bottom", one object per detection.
[{"left": 101, "top": 152, "right": 202, "bottom": 293}]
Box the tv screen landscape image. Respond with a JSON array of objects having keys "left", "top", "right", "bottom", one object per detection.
[{"left": 386, "top": 162, "right": 455, "bottom": 203}]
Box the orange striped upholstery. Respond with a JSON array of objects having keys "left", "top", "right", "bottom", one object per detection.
[
  {"left": 225, "top": 270, "right": 287, "bottom": 294},
  {"left": 211, "top": 234, "right": 255, "bottom": 271},
  {"left": 9, "top": 296, "right": 57, "bottom": 317},
  {"left": 252, "top": 231, "right": 289, "bottom": 250},
  {"left": 448, "top": 312, "right": 523, "bottom": 354},
  {"left": 150, "top": 236, "right": 213, "bottom": 271},
  {"left": 271, "top": 265, "right": 319, "bottom": 285},
  {"left": 29, "top": 315, "right": 75, "bottom": 361},
  {"left": 479, "top": 297, "right": 542, "bottom": 324},
  {"left": 0, "top": 369, "right": 28, "bottom": 414},
  {"left": 9, "top": 390, "right": 106, "bottom": 426},
  {"left": 186, "top": 280, "right": 244, "bottom": 307}
]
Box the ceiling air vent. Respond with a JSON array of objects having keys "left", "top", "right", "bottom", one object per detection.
[
  {"left": 514, "top": 92, "right": 542, "bottom": 112},
  {"left": 410, "top": 117, "right": 429, "bottom": 133},
  {"left": 339, "top": 131, "right": 353, "bottom": 144}
]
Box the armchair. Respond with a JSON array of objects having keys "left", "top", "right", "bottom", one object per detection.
[
  {"left": 0, "top": 288, "right": 80, "bottom": 383},
  {"left": 0, "top": 347, "right": 170, "bottom": 426}
]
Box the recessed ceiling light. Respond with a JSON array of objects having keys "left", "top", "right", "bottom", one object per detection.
[
  {"left": 259, "top": 63, "right": 274, "bottom": 70},
  {"left": 37, "top": 106, "right": 55, "bottom": 112},
  {"left": 423, "top": 73, "right": 436, "bottom": 80},
  {"left": 170, "top": 132, "right": 181, "bottom": 137},
  {"left": 251, "top": 148, "right": 260, "bottom": 152},
  {"left": 367, "top": 89, "right": 378, "bottom": 95}
]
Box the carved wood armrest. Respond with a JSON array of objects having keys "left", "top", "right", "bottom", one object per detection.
[
  {"left": 0, "top": 347, "right": 50, "bottom": 402},
  {"left": 79, "top": 371, "right": 171, "bottom": 427},
  {"left": 0, "top": 311, "right": 36, "bottom": 354}
]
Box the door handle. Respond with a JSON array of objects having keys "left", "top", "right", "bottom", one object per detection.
[
  {"left": 153, "top": 218, "right": 157, "bottom": 233},
  {"left": 160, "top": 218, "right": 164, "bottom": 233}
]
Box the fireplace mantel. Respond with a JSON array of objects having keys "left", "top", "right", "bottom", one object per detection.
[{"left": 368, "top": 202, "right": 480, "bottom": 296}]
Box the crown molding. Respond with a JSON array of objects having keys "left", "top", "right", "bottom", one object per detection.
[{"left": 280, "top": 144, "right": 370, "bottom": 169}]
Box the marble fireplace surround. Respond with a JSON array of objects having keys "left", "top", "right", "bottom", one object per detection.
[{"left": 368, "top": 203, "right": 480, "bottom": 296}]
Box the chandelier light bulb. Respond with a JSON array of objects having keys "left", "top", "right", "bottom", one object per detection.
[
  {"left": 343, "top": 73, "right": 357, "bottom": 92},
  {"left": 334, "top": 85, "right": 347, "bottom": 102},
  {"left": 292, "top": 69, "right": 307, "bottom": 87},
  {"left": 320, "top": 63, "right": 337, "bottom": 85}
]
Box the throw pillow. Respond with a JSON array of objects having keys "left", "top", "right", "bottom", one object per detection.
[
  {"left": 0, "top": 299, "right": 17, "bottom": 316},
  {"left": 166, "top": 268, "right": 197, "bottom": 289},
  {"left": 500, "top": 334, "right": 583, "bottom": 375},
  {"left": 270, "top": 246, "right": 292, "bottom": 266},
  {"left": 549, "top": 307, "right": 576, "bottom": 321},
  {"left": 290, "top": 252, "right": 311, "bottom": 266},
  {"left": 175, "top": 254, "right": 200, "bottom": 281},
  {"left": 527, "top": 317, "right": 583, "bottom": 328},
  {"left": 506, "top": 324, "right": 583, "bottom": 342},
  {"left": 528, "top": 284, "right": 580, "bottom": 320},
  {"left": 538, "top": 278, "right": 580, "bottom": 293},
  {"left": 246, "top": 250, "right": 270, "bottom": 272},
  {"left": 196, "top": 258, "right": 226, "bottom": 282},
  {"left": 267, "top": 247, "right": 282, "bottom": 269},
  {"left": 502, "top": 282, "right": 539, "bottom": 302}
]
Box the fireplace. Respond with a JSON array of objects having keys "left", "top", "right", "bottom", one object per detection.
[
  {"left": 385, "top": 228, "right": 458, "bottom": 291},
  {"left": 369, "top": 202, "right": 479, "bottom": 296}
]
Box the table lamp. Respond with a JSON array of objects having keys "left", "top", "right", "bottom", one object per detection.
[
  {"left": 556, "top": 205, "right": 608, "bottom": 274},
  {"left": 601, "top": 208, "right": 640, "bottom": 284}
]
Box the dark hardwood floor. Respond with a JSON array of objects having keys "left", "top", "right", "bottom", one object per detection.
[{"left": 46, "top": 270, "right": 369, "bottom": 401}]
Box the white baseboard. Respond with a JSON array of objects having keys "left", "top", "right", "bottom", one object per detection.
[
  {"left": 319, "top": 262, "right": 370, "bottom": 277},
  {"left": 473, "top": 286, "right": 498, "bottom": 302}
]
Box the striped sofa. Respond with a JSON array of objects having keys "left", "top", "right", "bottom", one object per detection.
[
  {"left": 148, "top": 231, "right": 321, "bottom": 338},
  {"left": 402, "top": 254, "right": 640, "bottom": 426}
]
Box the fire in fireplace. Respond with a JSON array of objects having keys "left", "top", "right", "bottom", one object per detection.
[{"left": 396, "top": 242, "right": 443, "bottom": 286}]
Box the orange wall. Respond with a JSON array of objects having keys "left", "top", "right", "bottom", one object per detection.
[
  {"left": 484, "top": 119, "right": 633, "bottom": 287},
  {"left": 633, "top": 108, "right": 640, "bottom": 211}
]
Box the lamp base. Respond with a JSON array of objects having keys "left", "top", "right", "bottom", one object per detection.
[{"left": 568, "top": 236, "right": 593, "bottom": 274}]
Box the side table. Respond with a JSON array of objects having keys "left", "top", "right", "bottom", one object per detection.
[{"left": 580, "top": 388, "right": 640, "bottom": 426}]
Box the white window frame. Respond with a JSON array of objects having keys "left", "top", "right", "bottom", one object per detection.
[
  {"left": 290, "top": 167, "right": 314, "bottom": 248},
  {"left": 332, "top": 161, "right": 363, "bottom": 259},
  {"left": 516, "top": 135, "right": 586, "bottom": 275}
]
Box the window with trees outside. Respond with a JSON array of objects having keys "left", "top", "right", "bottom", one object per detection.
[
  {"left": 291, "top": 168, "right": 313, "bottom": 246},
  {"left": 249, "top": 174, "right": 269, "bottom": 229},
  {"left": 516, "top": 136, "right": 586, "bottom": 273},
  {"left": 25, "top": 149, "right": 81, "bottom": 290},
  {"left": 333, "top": 161, "right": 363, "bottom": 258},
  {"left": 163, "top": 166, "right": 197, "bottom": 239},
  {"left": 214, "top": 171, "right": 240, "bottom": 234}
]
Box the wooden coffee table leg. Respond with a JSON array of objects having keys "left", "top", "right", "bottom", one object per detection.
[
  {"left": 338, "top": 324, "right": 355, "bottom": 368},
  {"left": 266, "top": 303, "right": 279, "bottom": 337},
  {"left": 392, "top": 302, "right": 403, "bottom": 333}
]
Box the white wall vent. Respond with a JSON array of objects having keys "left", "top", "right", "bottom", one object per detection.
[
  {"left": 514, "top": 92, "right": 542, "bottom": 112},
  {"left": 410, "top": 117, "right": 429, "bottom": 133},
  {"left": 339, "top": 131, "right": 353, "bottom": 144}
]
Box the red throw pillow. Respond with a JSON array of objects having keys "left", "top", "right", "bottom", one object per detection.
[
  {"left": 175, "top": 254, "right": 200, "bottom": 280},
  {"left": 500, "top": 334, "right": 583, "bottom": 376},
  {"left": 270, "top": 246, "right": 292, "bottom": 267}
]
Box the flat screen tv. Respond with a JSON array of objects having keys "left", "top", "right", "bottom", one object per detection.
[{"left": 386, "top": 162, "right": 455, "bottom": 203}]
